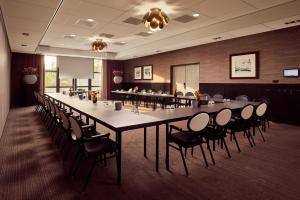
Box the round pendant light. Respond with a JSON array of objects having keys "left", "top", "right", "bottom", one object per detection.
[
  {"left": 92, "top": 39, "right": 107, "bottom": 51},
  {"left": 143, "top": 8, "right": 169, "bottom": 32}
]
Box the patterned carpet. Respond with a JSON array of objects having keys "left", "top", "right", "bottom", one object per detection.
[{"left": 0, "top": 107, "right": 299, "bottom": 200}]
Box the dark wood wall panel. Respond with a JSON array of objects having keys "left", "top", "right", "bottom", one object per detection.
[
  {"left": 199, "top": 83, "right": 300, "bottom": 126},
  {"left": 11, "top": 53, "right": 43, "bottom": 107}
]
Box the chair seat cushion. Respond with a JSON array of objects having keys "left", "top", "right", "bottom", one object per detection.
[
  {"left": 203, "top": 127, "right": 226, "bottom": 140},
  {"left": 84, "top": 138, "right": 116, "bottom": 156},
  {"left": 169, "top": 131, "right": 203, "bottom": 148}
]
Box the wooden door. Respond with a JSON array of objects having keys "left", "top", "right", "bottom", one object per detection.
[
  {"left": 185, "top": 64, "right": 199, "bottom": 94},
  {"left": 173, "top": 66, "right": 186, "bottom": 94}
]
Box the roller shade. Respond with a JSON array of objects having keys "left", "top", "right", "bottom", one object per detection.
[{"left": 58, "top": 56, "right": 93, "bottom": 79}]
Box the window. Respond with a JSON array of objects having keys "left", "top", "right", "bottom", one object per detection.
[
  {"left": 44, "top": 56, "right": 57, "bottom": 93},
  {"left": 44, "top": 57, "right": 103, "bottom": 95},
  {"left": 92, "top": 59, "right": 103, "bottom": 97}
]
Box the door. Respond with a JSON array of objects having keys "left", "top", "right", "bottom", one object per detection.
[
  {"left": 172, "top": 63, "right": 200, "bottom": 95},
  {"left": 185, "top": 64, "right": 199, "bottom": 94},
  {"left": 173, "top": 66, "right": 186, "bottom": 94}
]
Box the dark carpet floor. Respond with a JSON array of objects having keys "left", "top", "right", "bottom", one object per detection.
[{"left": 0, "top": 107, "right": 299, "bottom": 200}]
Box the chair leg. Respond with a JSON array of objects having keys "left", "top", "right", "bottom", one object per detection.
[
  {"left": 206, "top": 141, "right": 215, "bottom": 165},
  {"left": 233, "top": 133, "right": 241, "bottom": 152},
  {"left": 257, "top": 126, "right": 266, "bottom": 142},
  {"left": 199, "top": 144, "right": 208, "bottom": 167},
  {"left": 245, "top": 130, "right": 253, "bottom": 147},
  {"left": 179, "top": 147, "right": 189, "bottom": 176},
  {"left": 72, "top": 153, "right": 83, "bottom": 177},
  {"left": 82, "top": 157, "right": 97, "bottom": 192},
  {"left": 222, "top": 138, "right": 231, "bottom": 158},
  {"left": 248, "top": 129, "right": 256, "bottom": 146}
]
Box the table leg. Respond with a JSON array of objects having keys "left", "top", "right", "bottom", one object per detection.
[
  {"left": 144, "top": 127, "right": 147, "bottom": 158},
  {"left": 156, "top": 125, "right": 159, "bottom": 172},
  {"left": 116, "top": 130, "right": 122, "bottom": 185},
  {"left": 165, "top": 123, "right": 169, "bottom": 170}
]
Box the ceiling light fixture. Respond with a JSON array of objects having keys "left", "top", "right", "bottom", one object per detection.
[
  {"left": 143, "top": 8, "right": 169, "bottom": 32},
  {"left": 87, "top": 18, "right": 95, "bottom": 22},
  {"left": 192, "top": 13, "right": 200, "bottom": 17},
  {"left": 92, "top": 39, "right": 107, "bottom": 52}
]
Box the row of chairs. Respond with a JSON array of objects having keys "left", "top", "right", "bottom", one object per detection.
[
  {"left": 33, "top": 92, "right": 116, "bottom": 192},
  {"left": 167, "top": 101, "right": 269, "bottom": 175}
]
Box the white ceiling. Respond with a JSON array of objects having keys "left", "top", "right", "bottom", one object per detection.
[{"left": 0, "top": 0, "right": 300, "bottom": 60}]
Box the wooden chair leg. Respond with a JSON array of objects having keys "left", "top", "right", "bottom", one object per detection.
[
  {"left": 82, "top": 157, "right": 97, "bottom": 192},
  {"left": 206, "top": 141, "right": 215, "bottom": 165},
  {"left": 199, "top": 144, "right": 208, "bottom": 167},
  {"left": 179, "top": 147, "right": 189, "bottom": 176},
  {"left": 257, "top": 126, "right": 266, "bottom": 142},
  {"left": 233, "top": 133, "right": 241, "bottom": 152},
  {"left": 222, "top": 138, "right": 231, "bottom": 158}
]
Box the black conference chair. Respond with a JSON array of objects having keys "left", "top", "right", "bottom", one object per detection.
[
  {"left": 167, "top": 112, "right": 210, "bottom": 175},
  {"left": 213, "top": 94, "right": 223, "bottom": 99},
  {"left": 227, "top": 104, "right": 255, "bottom": 152},
  {"left": 251, "top": 102, "right": 268, "bottom": 142},
  {"left": 235, "top": 95, "right": 249, "bottom": 101},
  {"left": 69, "top": 116, "right": 116, "bottom": 192},
  {"left": 203, "top": 108, "right": 232, "bottom": 164},
  {"left": 257, "top": 97, "right": 271, "bottom": 130}
]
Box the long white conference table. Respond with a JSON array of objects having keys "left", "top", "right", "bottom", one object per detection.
[{"left": 45, "top": 93, "right": 259, "bottom": 184}]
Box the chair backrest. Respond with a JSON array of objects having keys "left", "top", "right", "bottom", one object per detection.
[
  {"left": 176, "top": 91, "right": 183, "bottom": 96},
  {"left": 241, "top": 104, "right": 254, "bottom": 120},
  {"left": 49, "top": 100, "right": 56, "bottom": 117},
  {"left": 258, "top": 97, "right": 270, "bottom": 105},
  {"left": 69, "top": 116, "right": 82, "bottom": 140},
  {"left": 256, "top": 103, "right": 267, "bottom": 117},
  {"left": 60, "top": 110, "right": 70, "bottom": 130},
  {"left": 147, "top": 89, "right": 153, "bottom": 93},
  {"left": 215, "top": 108, "right": 232, "bottom": 126},
  {"left": 213, "top": 94, "right": 223, "bottom": 99},
  {"left": 141, "top": 89, "right": 146, "bottom": 93},
  {"left": 53, "top": 103, "right": 61, "bottom": 119},
  {"left": 157, "top": 90, "right": 163, "bottom": 94},
  {"left": 185, "top": 92, "right": 194, "bottom": 97},
  {"left": 236, "top": 95, "right": 249, "bottom": 101},
  {"left": 187, "top": 112, "right": 210, "bottom": 132}
]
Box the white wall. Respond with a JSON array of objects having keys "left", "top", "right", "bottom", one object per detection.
[{"left": 0, "top": 8, "right": 11, "bottom": 138}]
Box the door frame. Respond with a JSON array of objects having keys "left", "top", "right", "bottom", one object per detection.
[{"left": 170, "top": 62, "right": 200, "bottom": 94}]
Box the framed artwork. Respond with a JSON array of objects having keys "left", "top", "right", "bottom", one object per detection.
[
  {"left": 134, "top": 66, "right": 142, "bottom": 80},
  {"left": 143, "top": 65, "right": 153, "bottom": 80},
  {"left": 230, "top": 51, "right": 259, "bottom": 79}
]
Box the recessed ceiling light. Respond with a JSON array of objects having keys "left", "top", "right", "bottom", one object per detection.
[
  {"left": 148, "top": 31, "right": 152, "bottom": 34},
  {"left": 87, "top": 18, "right": 95, "bottom": 22},
  {"left": 70, "top": 34, "right": 76, "bottom": 37},
  {"left": 21, "top": 44, "right": 27, "bottom": 47},
  {"left": 192, "top": 13, "right": 200, "bottom": 17},
  {"left": 120, "top": 42, "right": 126, "bottom": 44},
  {"left": 22, "top": 32, "right": 29, "bottom": 36}
]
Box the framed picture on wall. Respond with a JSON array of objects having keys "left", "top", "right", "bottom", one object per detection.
[
  {"left": 230, "top": 51, "right": 259, "bottom": 79},
  {"left": 134, "top": 66, "right": 142, "bottom": 80},
  {"left": 143, "top": 65, "right": 153, "bottom": 80}
]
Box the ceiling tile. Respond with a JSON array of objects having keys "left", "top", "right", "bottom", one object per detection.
[
  {"left": 227, "top": 24, "right": 273, "bottom": 37},
  {"left": 190, "top": 0, "right": 257, "bottom": 20},
  {"left": 82, "top": 0, "right": 142, "bottom": 11},
  {"left": 242, "top": 0, "right": 293, "bottom": 9}
]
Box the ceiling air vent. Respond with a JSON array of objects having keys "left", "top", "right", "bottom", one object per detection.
[
  {"left": 63, "top": 34, "right": 76, "bottom": 39},
  {"left": 113, "top": 42, "right": 126, "bottom": 46},
  {"left": 174, "top": 15, "right": 196, "bottom": 23},
  {"left": 284, "top": 19, "right": 300, "bottom": 25},
  {"left": 99, "top": 33, "right": 115, "bottom": 38},
  {"left": 75, "top": 19, "right": 97, "bottom": 28},
  {"left": 123, "top": 17, "right": 141, "bottom": 25},
  {"left": 136, "top": 32, "right": 152, "bottom": 37}
]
